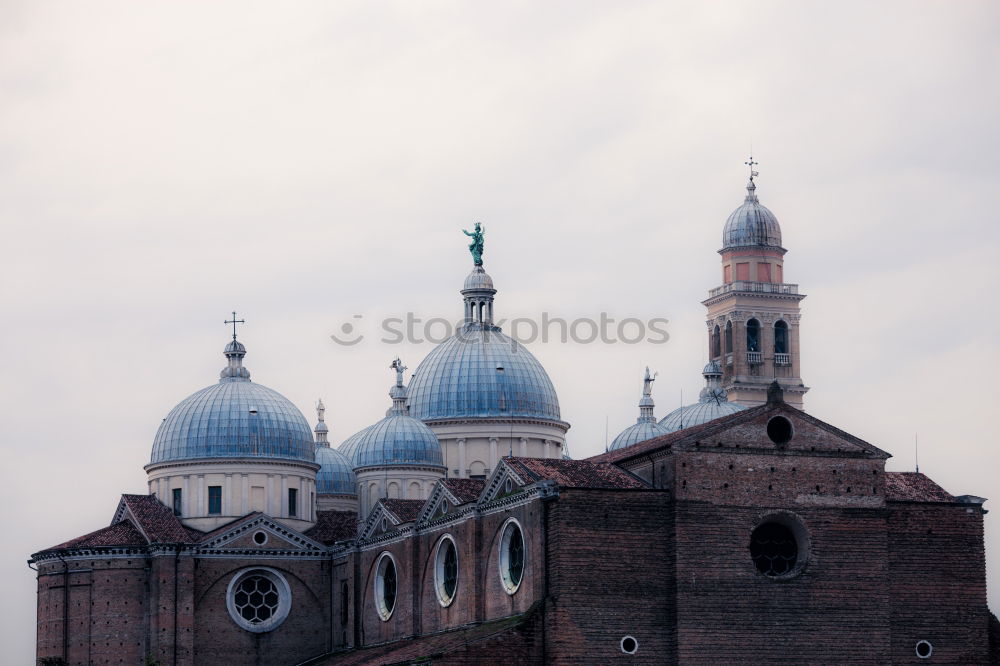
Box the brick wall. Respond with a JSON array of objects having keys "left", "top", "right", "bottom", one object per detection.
[
  {"left": 191, "top": 557, "right": 330, "bottom": 665},
  {"left": 544, "top": 489, "right": 674, "bottom": 665},
  {"left": 888, "top": 501, "right": 990, "bottom": 664},
  {"left": 36, "top": 555, "right": 150, "bottom": 666}
]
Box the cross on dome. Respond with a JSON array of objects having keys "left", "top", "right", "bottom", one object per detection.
[{"left": 224, "top": 311, "right": 246, "bottom": 340}]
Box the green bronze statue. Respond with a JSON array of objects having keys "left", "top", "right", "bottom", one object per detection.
[{"left": 462, "top": 222, "right": 485, "bottom": 266}]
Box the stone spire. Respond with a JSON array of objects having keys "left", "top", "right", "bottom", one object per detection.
[
  {"left": 314, "top": 399, "right": 329, "bottom": 446},
  {"left": 637, "top": 367, "right": 657, "bottom": 424}
]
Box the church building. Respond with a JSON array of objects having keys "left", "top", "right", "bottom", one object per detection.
[{"left": 30, "top": 167, "right": 997, "bottom": 665}]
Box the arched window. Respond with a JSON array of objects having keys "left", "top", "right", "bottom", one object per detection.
[
  {"left": 746, "top": 318, "right": 761, "bottom": 353},
  {"left": 774, "top": 320, "right": 788, "bottom": 355},
  {"left": 724, "top": 321, "right": 733, "bottom": 354},
  {"left": 711, "top": 325, "right": 721, "bottom": 358}
]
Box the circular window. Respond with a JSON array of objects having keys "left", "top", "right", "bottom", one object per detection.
[
  {"left": 498, "top": 519, "right": 525, "bottom": 595},
  {"left": 252, "top": 531, "right": 268, "bottom": 546},
  {"left": 226, "top": 568, "right": 291, "bottom": 633},
  {"left": 749, "top": 516, "right": 808, "bottom": 577},
  {"left": 620, "top": 635, "right": 639, "bottom": 654},
  {"left": 374, "top": 553, "right": 398, "bottom": 621},
  {"left": 434, "top": 535, "right": 459, "bottom": 607},
  {"left": 505, "top": 478, "right": 513, "bottom": 494},
  {"left": 766, "top": 416, "right": 793, "bottom": 445},
  {"left": 915, "top": 640, "right": 933, "bottom": 659}
]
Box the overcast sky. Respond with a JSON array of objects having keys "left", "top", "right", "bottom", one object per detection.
[{"left": 2, "top": 1, "right": 999, "bottom": 661}]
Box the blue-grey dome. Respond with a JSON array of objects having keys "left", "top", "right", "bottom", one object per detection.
[
  {"left": 659, "top": 400, "right": 747, "bottom": 433},
  {"left": 338, "top": 427, "right": 369, "bottom": 464},
  {"left": 315, "top": 445, "right": 357, "bottom": 495},
  {"left": 722, "top": 180, "right": 782, "bottom": 249},
  {"left": 463, "top": 266, "right": 495, "bottom": 291},
  {"left": 609, "top": 421, "right": 669, "bottom": 451},
  {"left": 406, "top": 326, "right": 562, "bottom": 422},
  {"left": 149, "top": 340, "right": 315, "bottom": 465},
  {"left": 352, "top": 414, "right": 444, "bottom": 469}
]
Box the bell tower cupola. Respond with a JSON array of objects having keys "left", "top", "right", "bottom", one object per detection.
[{"left": 702, "top": 158, "right": 808, "bottom": 408}]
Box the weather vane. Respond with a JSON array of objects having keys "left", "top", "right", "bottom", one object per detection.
[
  {"left": 745, "top": 155, "right": 759, "bottom": 181},
  {"left": 224, "top": 311, "right": 245, "bottom": 340}
]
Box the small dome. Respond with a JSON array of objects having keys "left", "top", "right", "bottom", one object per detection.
[
  {"left": 407, "top": 328, "right": 562, "bottom": 422},
  {"left": 609, "top": 421, "right": 669, "bottom": 451},
  {"left": 338, "top": 426, "right": 370, "bottom": 464},
  {"left": 352, "top": 414, "right": 444, "bottom": 469},
  {"left": 463, "top": 266, "right": 495, "bottom": 291},
  {"left": 703, "top": 359, "right": 723, "bottom": 376},
  {"left": 659, "top": 400, "right": 746, "bottom": 433},
  {"left": 722, "top": 180, "right": 782, "bottom": 249},
  {"left": 150, "top": 341, "right": 314, "bottom": 465},
  {"left": 315, "top": 446, "right": 357, "bottom": 495}
]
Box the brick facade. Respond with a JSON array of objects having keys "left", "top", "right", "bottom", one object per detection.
[{"left": 31, "top": 401, "right": 995, "bottom": 665}]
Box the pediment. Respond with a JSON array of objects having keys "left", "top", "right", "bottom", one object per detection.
[
  {"left": 359, "top": 502, "right": 405, "bottom": 541},
  {"left": 672, "top": 403, "right": 890, "bottom": 459},
  {"left": 197, "top": 515, "right": 326, "bottom": 553},
  {"left": 478, "top": 459, "right": 529, "bottom": 504}
]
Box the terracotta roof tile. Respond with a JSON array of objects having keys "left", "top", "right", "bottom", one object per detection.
[
  {"left": 47, "top": 520, "right": 147, "bottom": 550},
  {"left": 305, "top": 510, "right": 359, "bottom": 545},
  {"left": 441, "top": 478, "right": 486, "bottom": 503},
  {"left": 506, "top": 457, "right": 647, "bottom": 489},
  {"left": 121, "top": 494, "right": 200, "bottom": 543},
  {"left": 382, "top": 498, "right": 425, "bottom": 523},
  {"left": 885, "top": 472, "right": 955, "bottom": 503}
]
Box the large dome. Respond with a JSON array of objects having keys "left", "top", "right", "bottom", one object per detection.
[
  {"left": 722, "top": 179, "right": 782, "bottom": 249},
  {"left": 149, "top": 340, "right": 314, "bottom": 465},
  {"left": 315, "top": 445, "right": 357, "bottom": 495},
  {"left": 406, "top": 326, "right": 562, "bottom": 422}
]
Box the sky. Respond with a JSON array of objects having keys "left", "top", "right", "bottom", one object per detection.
[{"left": 2, "top": 1, "right": 999, "bottom": 661}]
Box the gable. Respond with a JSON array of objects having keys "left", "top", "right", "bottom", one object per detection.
[
  {"left": 359, "top": 502, "right": 407, "bottom": 541},
  {"left": 478, "top": 459, "right": 529, "bottom": 504},
  {"left": 670, "top": 404, "right": 890, "bottom": 459},
  {"left": 598, "top": 402, "right": 890, "bottom": 467},
  {"left": 196, "top": 515, "right": 326, "bottom": 554}
]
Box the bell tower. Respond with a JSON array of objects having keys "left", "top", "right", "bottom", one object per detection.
[{"left": 702, "top": 159, "right": 808, "bottom": 408}]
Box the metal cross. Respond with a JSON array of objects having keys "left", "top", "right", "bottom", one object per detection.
[
  {"left": 224, "top": 311, "right": 246, "bottom": 340},
  {"left": 745, "top": 155, "right": 759, "bottom": 181}
]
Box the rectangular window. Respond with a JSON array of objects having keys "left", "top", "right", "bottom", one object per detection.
[
  {"left": 208, "top": 486, "right": 222, "bottom": 515},
  {"left": 288, "top": 488, "right": 298, "bottom": 517},
  {"left": 776, "top": 264, "right": 783, "bottom": 283},
  {"left": 735, "top": 262, "right": 750, "bottom": 281},
  {"left": 723, "top": 265, "right": 732, "bottom": 283},
  {"left": 172, "top": 488, "right": 182, "bottom": 517},
  {"left": 757, "top": 263, "right": 771, "bottom": 282}
]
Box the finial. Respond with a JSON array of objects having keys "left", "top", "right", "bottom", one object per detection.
[
  {"left": 388, "top": 357, "right": 408, "bottom": 413},
  {"left": 766, "top": 380, "right": 784, "bottom": 404},
  {"left": 638, "top": 367, "right": 657, "bottom": 423},
  {"left": 225, "top": 311, "right": 246, "bottom": 341},
  {"left": 462, "top": 222, "right": 485, "bottom": 266},
  {"left": 390, "top": 357, "right": 407, "bottom": 388},
  {"left": 745, "top": 155, "right": 759, "bottom": 182},
  {"left": 314, "top": 398, "right": 329, "bottom": 444},
  {"left": 642, "top": 367, "right": 658, "bottom": 397}
]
